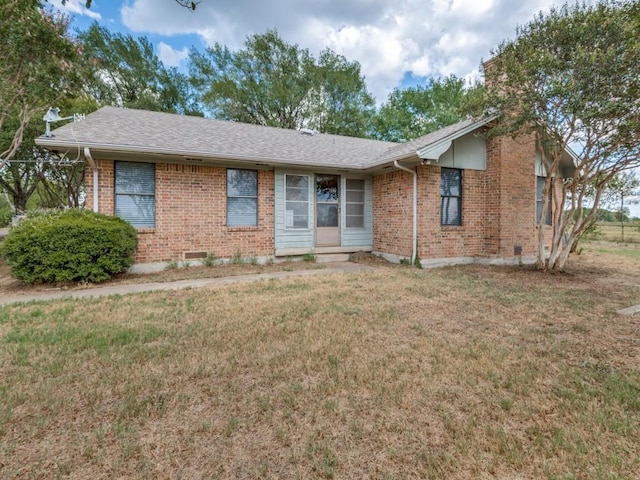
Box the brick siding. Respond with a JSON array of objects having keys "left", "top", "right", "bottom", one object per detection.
[
  {"left": 373, "top": 133, "right": 554, "bottom": 261},
  {"left": 86, "top": 160, "right": 275, "bottom": 263},
  {"left": 85, "top": 133, "right": 556, "bottom": 264}
]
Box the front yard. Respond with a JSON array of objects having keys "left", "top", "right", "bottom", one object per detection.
[{"left": 1, "top": 244, "right": 639, "bottom": 479}]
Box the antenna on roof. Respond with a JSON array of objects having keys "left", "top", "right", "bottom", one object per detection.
[{"left": 43, "top": 107, "right": 85, "bottom": 137}]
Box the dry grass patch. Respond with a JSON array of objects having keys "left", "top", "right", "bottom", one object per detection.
[
  {"left": 0, "top": 258, "right": 326, "bottom": 298},
  {"left": 0, "top": 247, "right": 639, "bottom": 479}
]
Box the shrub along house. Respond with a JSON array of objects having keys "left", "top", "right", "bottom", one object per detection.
[{"left": 36, "top": 106, "right": 575, "bottom": 267}]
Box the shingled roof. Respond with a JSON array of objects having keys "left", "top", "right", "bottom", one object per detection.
[{"left": 36, "top": 106, "right": 488, "bottom": 170}]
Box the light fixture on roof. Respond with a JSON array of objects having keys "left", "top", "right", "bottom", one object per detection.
[
  {"left": 299, "top": 128, "right": 316, "bottom": 136},
  {"left": 43, "top": 107, "right": 85, "bottom": 138}
]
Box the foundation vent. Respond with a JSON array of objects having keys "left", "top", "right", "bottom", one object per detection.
[{"left": 183, "top": 251, "right": 208, "bottom": 260}]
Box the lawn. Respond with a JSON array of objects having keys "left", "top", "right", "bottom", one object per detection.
[{"left": 1, "top": 246, "right": 639, "bottom": 479}]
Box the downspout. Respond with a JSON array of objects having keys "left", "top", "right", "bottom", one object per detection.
[
  {"left": 83, "top": 147, "right": 99, "bottom": 213},
  {"left": 393, "top": 160, "right": 417, "bottom": 265}
]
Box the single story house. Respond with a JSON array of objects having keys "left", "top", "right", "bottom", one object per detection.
[{"left": 36, "top": 106, "right": 575, "bottom": 267}]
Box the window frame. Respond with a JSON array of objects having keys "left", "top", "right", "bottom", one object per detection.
[
  {"left": 226, "top": 168, "right": 258, "bottom": 227},
  {"left": 345, "top": 178, "right": 366, "bottom": 229},
  {"left": 114, "top": 161, "right": 156, "bottom": 228},
  {"left": 284, "top": 174, "right": 310, "bottom": 230},
  {"left": 536, "top": 176, "right": 552, "bottom": 226},
  {"left": 440, "top": 167, "right": 462, "bottom": 227}
]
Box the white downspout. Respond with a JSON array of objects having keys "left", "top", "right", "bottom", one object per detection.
[
  {"left": 393, "top": 160, "right": 417, "bottom": 265},
  {"left": 83, "top": 147, "right": 99, "bottom": 213}
]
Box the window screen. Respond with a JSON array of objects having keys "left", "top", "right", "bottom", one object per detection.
[
  {"left": 537, "top": 176, "right": 552, "bottom": 225},
  {"left": 227, "top": 169, "right": 258, "bottom": 226},
  {"left": 441, "top": 168, "right": 462, "bottom": 226},
  {"left": 346, "top": 179, "right": 365, "bottom": 228},
  {"left": 115, "top": 162, "right": 155, "bottom": 228},
  {"left": 285, "top": 174, "right": 309, "bottom": 229}
]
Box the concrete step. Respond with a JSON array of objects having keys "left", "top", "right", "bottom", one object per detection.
[{"left": 315, "top": 253, "right": 351, "bottom": 263}]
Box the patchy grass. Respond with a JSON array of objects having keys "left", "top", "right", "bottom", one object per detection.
[
  {"left": 580, "top": 240, "right": 640, "bottom": 267},
  {"left": 587, "top": 242, "right": 640, "bottom": 259},
  {"left": 0, "top": 258, "right": 326, "bottom": 298},
  {"left": 0, "top": 247, "right": 639, "bottom": 478}
]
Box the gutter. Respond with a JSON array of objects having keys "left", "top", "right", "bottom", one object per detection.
[
  {"left": 393, "top": 160, "right": 417, "bottom": 265},
  {"left": 84, "top": 147, "right": 99, "bottom": 213}
]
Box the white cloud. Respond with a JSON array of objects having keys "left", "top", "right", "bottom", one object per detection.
[
  {"left": 49, "top": 0, "right": 102, "bottom": 20},
  {"left": 157, "top": 42, "right": 189, "bottom": 67},
  {"left": 119, "top": 0, "right": 561, "bottom": 102}
]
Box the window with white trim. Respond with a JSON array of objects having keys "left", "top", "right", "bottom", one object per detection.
[
  {"left": 441, "top": 168, "right": 462, "bottom": 226},
  {"left": 227, "top": 169, "right": 258, "bottom": 226},
  {"left": 115, "top": 161, "right": 155, "bottom": 228},
  {"left": 345, "top": 178, "right": 365, "bottom": 228},
  {"left": 285, "top": 174, "right": 309, "bottom": 229}
]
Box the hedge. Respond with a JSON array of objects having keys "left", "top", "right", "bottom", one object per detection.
[{"left": 0, "top": 209, "right": 137, "bottom": 284}]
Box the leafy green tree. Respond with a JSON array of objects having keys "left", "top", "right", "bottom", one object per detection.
[
  {"left": 0, "top": 95, "right": 98, "bottom": 214},
  {"left": 78, "top": 23, "right": 199, "bottom": 115},
  {"left": 483, "top": 0, "right": 640, "bottom": 270},
  {"left": 0, "top": 0, "right": 80, "bottom": 169},
  {"left": 609, "top": 170, "right": 640, "bottom": 241},
  {"left": 372, "top": 76, "right": 483, "bottom": 142},
  {"left": 189, "top": 30, "right": 375, "bottom": 137}
]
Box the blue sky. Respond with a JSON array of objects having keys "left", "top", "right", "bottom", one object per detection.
[{"left": 51, "top": 0, "right": 564, "bottom": 103}]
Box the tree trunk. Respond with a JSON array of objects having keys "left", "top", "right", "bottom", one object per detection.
[
  {"left": 12, "top": 193, "right": 28, "bottom": 215},
  {"left": 621, "top": 194, "right": 625, "bottom": 242}
]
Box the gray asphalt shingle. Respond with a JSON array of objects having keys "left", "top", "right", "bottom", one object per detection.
[{"left": 37, "top": 106, "right": 485, "bottom": 169}]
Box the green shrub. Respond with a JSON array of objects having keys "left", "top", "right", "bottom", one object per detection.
[
  {"left": 201, "top": 252, "right": 217, "bottom": 267},
  {"left": 0, "top": 209, "right": 137, "bottom": 284},
  {"left": 0, "top": 208, "right": 12, "bottom": 228}
]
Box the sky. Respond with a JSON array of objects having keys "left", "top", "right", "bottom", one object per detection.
[
  {"left": 51, "top": 0, "right": 563, "bottom": 103},
  {"left": 49, "top": 0, "right": 639, "bottom": 216}
]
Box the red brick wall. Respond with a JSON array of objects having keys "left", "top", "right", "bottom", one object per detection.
[
  {"left": 86, "top": 160, "right": 275, "bottom": 263},
  {"left": 372, "top": 169, "right": 414, "bottom": 258},
  {"left": 373, "top": 133, "right": 551, "bottom": 261},
  {"left": 416, "top": 165, "right": 488, "bottom": 258},
  {"left": 485, "top": 135, "right": 539, "bottom": 257}
]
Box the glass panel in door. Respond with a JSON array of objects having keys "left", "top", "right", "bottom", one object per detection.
[{"left": 315, "top": 175, "right": 340, "bottom": 246}]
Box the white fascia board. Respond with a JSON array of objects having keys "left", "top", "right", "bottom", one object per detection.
[{"left": 418, "top": 140, "right": 452, "bottom": 161}]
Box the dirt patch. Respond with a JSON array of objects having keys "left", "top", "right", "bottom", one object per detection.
[
  {"left": 0, "top": 259, "right": 327, "bottom": 298},
  {"left": 349, "top": 251, "right": 400, "bottom": 267}
]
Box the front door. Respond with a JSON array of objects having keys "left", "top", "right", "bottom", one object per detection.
[{"left": 315, "top": 174, "right": 340, "bottom": 246}]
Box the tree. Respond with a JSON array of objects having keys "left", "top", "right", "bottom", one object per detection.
[
  {"left": 610, "top": 170, "right": 640, "bottom": 241},
  {"left": 570, "top": 170, "right": 640, "bottom": 251},
  {"left": 482, "top": 0, "right": 640, "bottom": 270},
  {"left": 189, "top": 30, "right": 375, "bottom": 137},
  {"left": 0, "top": 0, "right": 80, "bottom": 170},
  {"left": 77, "top": 23, "right": 198, "bottom": 115},
  {"left": 60, "top": 0, "right": 201, "bottom": 9},
  {"left": 372, "top": 76, "right": 483, "bottom": 142},
  {"left": 0, "top": 94, "right": 97, "bottom": 214}
]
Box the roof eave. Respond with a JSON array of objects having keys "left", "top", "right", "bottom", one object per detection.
[
  {"left": 364, "top": 117, "right": 493, "bottom": 171},
  {"left": 34, "top": 137, "right": 370, "bottom": 170},
  {"left": 416, "top": 118, "right": 490, "bottom": 159}
]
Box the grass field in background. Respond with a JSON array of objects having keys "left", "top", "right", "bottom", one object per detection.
[
  {"left": 596, "top": 222, "right": 640, "bottom": 243},
  {"left": 1, "top": 247, "right": 639, "bottom": 478}
]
